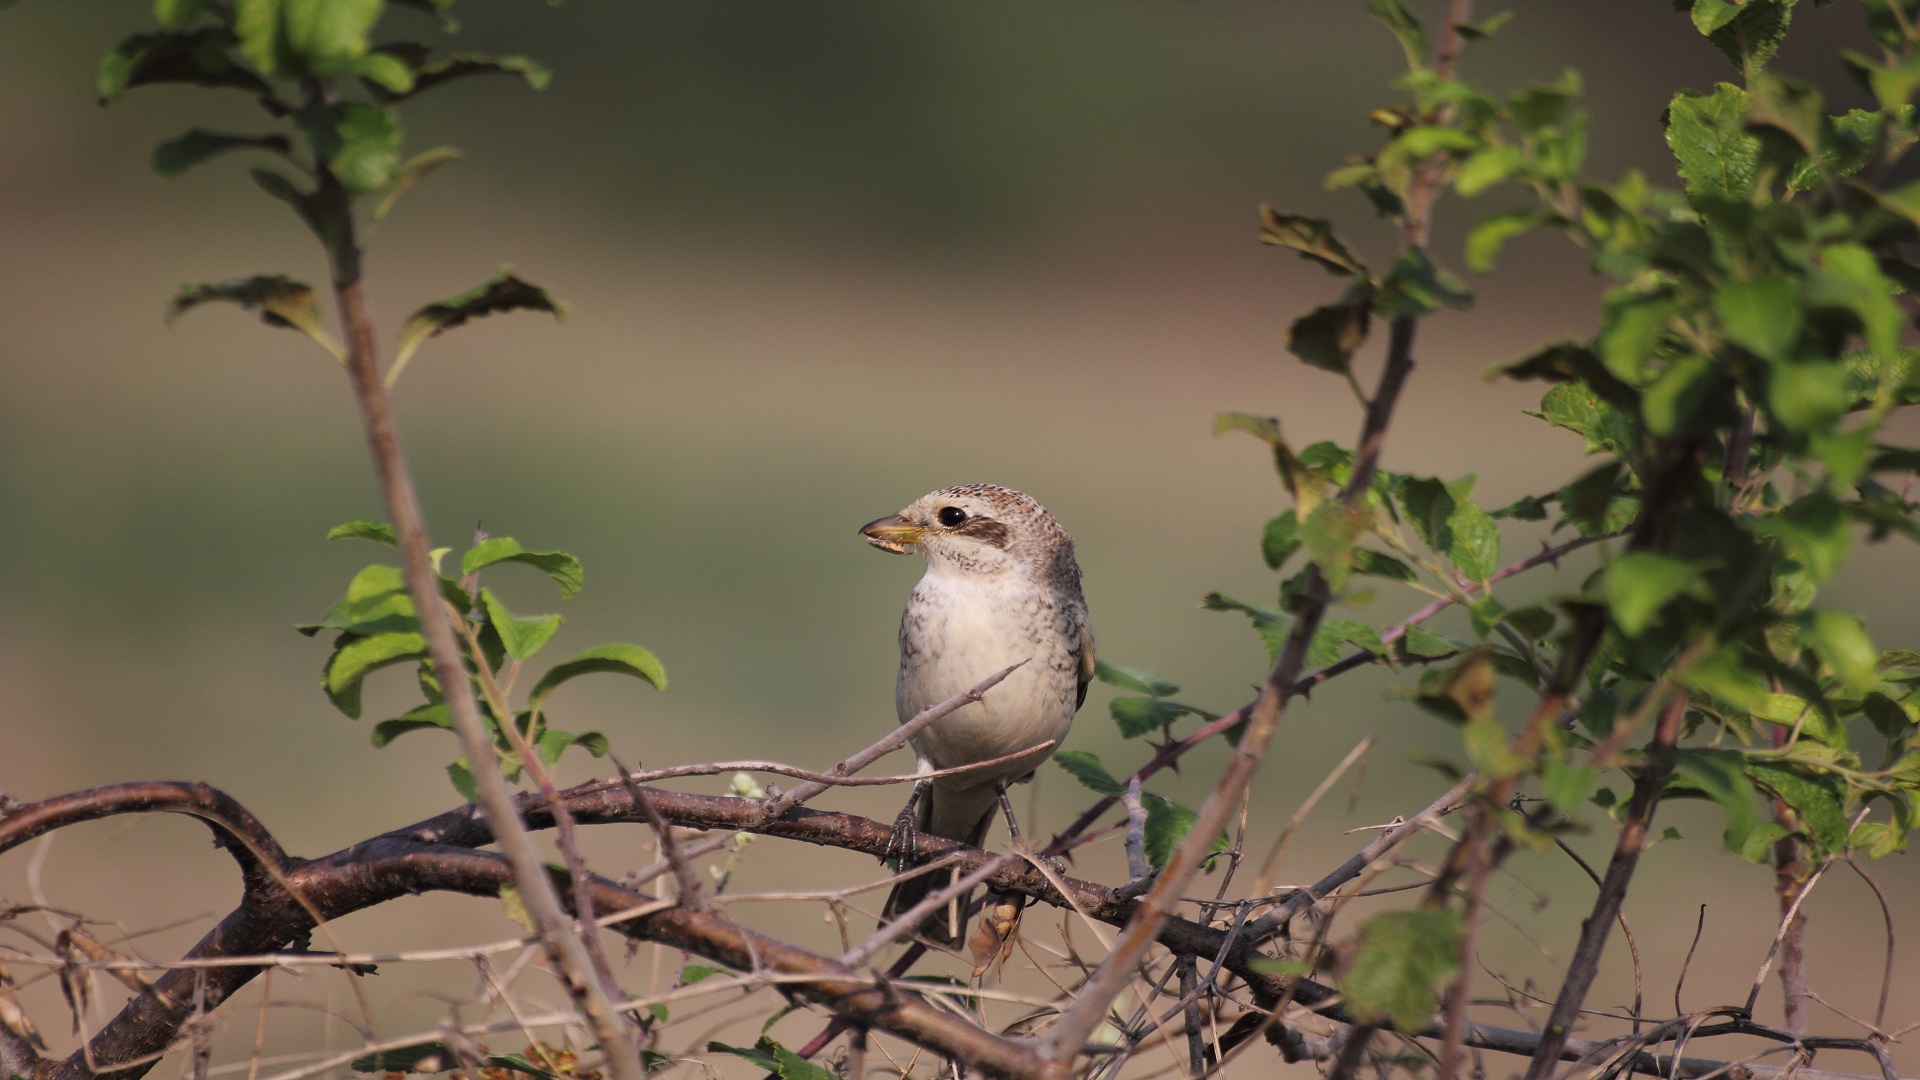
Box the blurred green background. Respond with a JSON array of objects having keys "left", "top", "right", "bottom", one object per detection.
[{"left": 4, "top": 1, "right": 1920, "bottom": 1074}]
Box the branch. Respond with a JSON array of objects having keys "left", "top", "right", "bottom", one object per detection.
[
  {"left": 1523, "top": 692, "right": 1688, "bottom": 1078},
  {"left": 5, "top": 780, "right": 1907, "bottom": 1080},
  {"left": 758, "top": 661, "right": 1025, "bottom": 821},
  {"left": 303, "top": 72, "right": 638, "bottom": 1080}
]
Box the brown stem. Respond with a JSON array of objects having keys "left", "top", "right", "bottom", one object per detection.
[
  {"left": 305, "top": 76, "right": 639, "bottom": 1079},
  {"left": 1522, "top": 692, "right": 1689, "bottom": 1080},
  {"left": 1769, "top": 722, "right": 1811, "bottom": 1036},
  {"left": 1327, "top": 1025, "right": 1377, "bottom": 1080}
]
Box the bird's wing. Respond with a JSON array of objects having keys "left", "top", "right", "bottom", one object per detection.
[{"left": 1074, "top": 619, "right": 1096, "bottom": 711}]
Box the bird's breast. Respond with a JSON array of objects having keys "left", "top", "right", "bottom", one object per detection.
[{"left": 896, "top": 570, "right": 1081, "bottom": 787}]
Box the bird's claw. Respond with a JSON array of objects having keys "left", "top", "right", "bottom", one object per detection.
[{"left": 883, "top": 807, "right": 920, "bottom": 869}]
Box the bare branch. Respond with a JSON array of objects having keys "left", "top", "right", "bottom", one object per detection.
[{"left": 759, "top": 661, "right": 1026, "bottom": 821}]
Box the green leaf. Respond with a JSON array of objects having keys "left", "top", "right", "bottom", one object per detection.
[
  {"left": 153, "top": 130, "right": 292, "bottom": 179},
  {"left": 1692, "top": 0, "right": 1791, "bottom": 76},
  {"left": 282, "top": 0, "right": 383, "bottom": 74},
  {"left": 1367, "top": 0, "right": 1428, "bottom": 71},
  {"left": 1414, "top": 652, "right": 1495, "bottom": 724},
  {"left": 233, "top": 0, "right": 287, "bottom": 74},
  {"left": 1454, "top": 146, "right": 1527, "bottom": 197},
  {"left": 1303, "top": 502, "right": 1370, "bottom": 592},
  {"left": 1509, "top": 69, "right": 1581, "bottom": 133},
  {"left": 1595, "top": 292, "right": 1675, "bottom": 384},
  {"left": 1111, "top": 697, "right": 1189, "bottom": 738},
  {"left": 1745, "top": 763, "right": 1849, "bottom": 856},
  {"left": 1201, "top": 592, "right": 1292, "bottom": 663},
  {"left": 165, "top": 275, "right": 341, "bottom": 359},
  {"left": 327, "top": 520, "right": 396, "bottom": 546},
  {"left": 1808, "top": 244, "right": 1902, "bottom": 362},
  {"left": 1760, "top": 492, "right": 1851, "bottom": 585},
  {"left": 1309, "top": 619, "right": 1386, "bottom": 667},
  {"left": 383, "top": 52, "right": 552, "bottom": 102},
  {"left": 1741, "top": 821, "right": 1792, "bottom": 862},
  {"left": 1446, "top": 499, "right": 1500, "bottom": 582},
  {"left": 1343, "top": 909, "right": 1461, "bottom": 1032},
  {"left": 352, "top": 51, "right": 415, "bottom": 93},
  {"left": 537, "top": 728, "right": 610, "bottom": 766},
  {"left": 1559, "top": 462, "right": 1630, "bottom": 538},
  {"left": 1682, "top": 645, "right": 1772, "bottom": 713},
  {"left": 325, "top": 631, "right": 428, "bottom": 718},
  {"left": 1863, "top": 692, "right": 1914, "bottom": 739},
  {"left": 1141, "top": 794, "right": 1226, "bottom": 870},
  {"left": 707, "top": 1039, "right": 836, "bottom": 1080},
  {"left": 680, "top": 964, "right": 721, "bottom": 985},
  {"left": 1094, "top": 661, "right": 1178, "bottom": 697},
  {"left": 1669, "top": 749, "right": 1760, "bottom": 852},
  {"left": 1399, "top": 626, "right": 1457, "bottom": 659},
  {"left": 1641, "top": 353, "right": 1716, "bottom": 437},
  {"left": 1535, "top": 382, "right": 1634, "bottom": 457},
  {"left": 371, "top": 703, "right": 451, "bottom": 748},
  {"left": 1746, "top": 73, "right": 1827, "bottom": 160},
  {"left": 1286, "top": 286, "right": 1373, "bottom": 375},
  {"left": 154, "top": 0, "right": 205, "bottom": 28},
  {"left": 1542, "top": 759, "right": 1600, "bottom": 814},
  {"left": 1352, "top": 548, "right": 1417, "bottom": 582},
  {"left": 481, "top": 589, "right": 562, "bottom": 663},
  {"left": 1605, "top": 552, "right": 1700, "bottom": 637},
  {"left": 327, "top": 103, "right": 403, "bottom": 195},
  {"left": 300, "top": 563, "right": 415, "bottom": 637},
  {"left": 351, "top": 1044, "right": 455, "bottom": 1073},
  {"left": 1374, "top": 248, "right": 1473, "bottom": 318},
  {"left": 1666, "top": 84, "right": 1759, "bottom": 205},
  {"left": 462, "top": 537, "right": 584, "bottom": 599},
  {"left": 448, "top": 758, "right": 477, "bottom": 800},
  {"left": 390, "top": 270, "right": 568, "bottom": 384},
  {"left": 1465, "top": 210, "right": 1545, "bottom": 273},
  {"left": 373, "top": 146, "right": 462, "bottom": 221},
  {"left": 1262, "top": 511, "right": 1301, "bottom": 571},
  {"left": 1054, "top": 750, "right": 1123, "bottom": 796},
  {"left": 1397, "top": 476, "right": 1455, "bottom": 553},
  {"left": 1493, "top": 340, "right": 1640, "bottom": 413},
  {"left": 1714, "top": 277, "right": 1801, "bottom": 360},
  {"left": 529, "top": 644, "right": 667, "bottom": 712},
  {"left": 99, "top": 29, "right": 276, "bottom": 104},
  {"left": 1258, "top": 207, "right": 1368, "bottom": 276},
  {"left": 1803, "top": 609, "right": 1876, "bottom": 694}
]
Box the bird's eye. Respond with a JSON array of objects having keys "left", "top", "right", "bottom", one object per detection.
[{"left": 937, "top": 506, "right": 968, "bottom": 528}]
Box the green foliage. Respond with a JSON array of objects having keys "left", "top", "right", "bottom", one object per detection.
[
  {"left": 1197, "top": 0, "right": 1920, "bottom": 988},
  {"left": 1342, "top": 909, "right": 1463, "bottom": 1032},
  {"left": 102, "top": 0, "right": 564, "bottom": 388},
  {"left": 304, "top": 524, "right": 663, "bottom": 795},
  {"left": 707, "top": 1038, "right": 836, "bottom": 1080},
  {"left": 389, "top": 270, "right": 569, "bottom": 386}
]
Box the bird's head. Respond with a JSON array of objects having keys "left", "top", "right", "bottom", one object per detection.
[{"left": 859, "top": 484, "right": 1071, "bottom": 579}]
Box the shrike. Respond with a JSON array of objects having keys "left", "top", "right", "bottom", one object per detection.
[{"left": 860, "top": 484, "right": 1093, "bottom": 945}]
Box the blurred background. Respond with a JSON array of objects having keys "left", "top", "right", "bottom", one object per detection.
[{"left": 3, "top": 1, "right": 1919, "bottom": 1075}]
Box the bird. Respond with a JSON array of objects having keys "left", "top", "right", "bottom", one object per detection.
[{"left": 859, "top": 484, "right": 1094, "bottom": 947}]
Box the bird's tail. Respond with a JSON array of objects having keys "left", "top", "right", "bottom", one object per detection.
[{"left": 881, "top": 793, "right": 992, "bottom": 949}]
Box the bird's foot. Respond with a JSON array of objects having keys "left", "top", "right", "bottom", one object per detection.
[{"left": 883, "top": 806, "right": 920, "bottom": 869}]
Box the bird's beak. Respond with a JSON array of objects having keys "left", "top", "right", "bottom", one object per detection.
[{"left": 860, "top": 514, "right": 923, "bottom": 555}]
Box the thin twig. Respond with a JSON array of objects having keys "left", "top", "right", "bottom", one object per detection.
[
  {"left": 1523, "top": 692, "right": 1688, "bottom": 1079},
  {"left": 1841, "top": 859, "right": 1895, "bottom": 1032},
  {"left": 1676, "top": 905, "right": 1708, "bottom": 1019},
  {"left": 759, "top": 661, "right": 1027, "bottom": 821},
  {"left": 614, "top": 758, "right": 708, "bottom": 914},
  {"left": 304, "top": 71, "right": 640, "bottom": 1080}
]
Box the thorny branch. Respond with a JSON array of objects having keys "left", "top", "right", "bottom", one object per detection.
[{"left": 0, "top": 776, "right": 1906, "bottom": 1080}]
